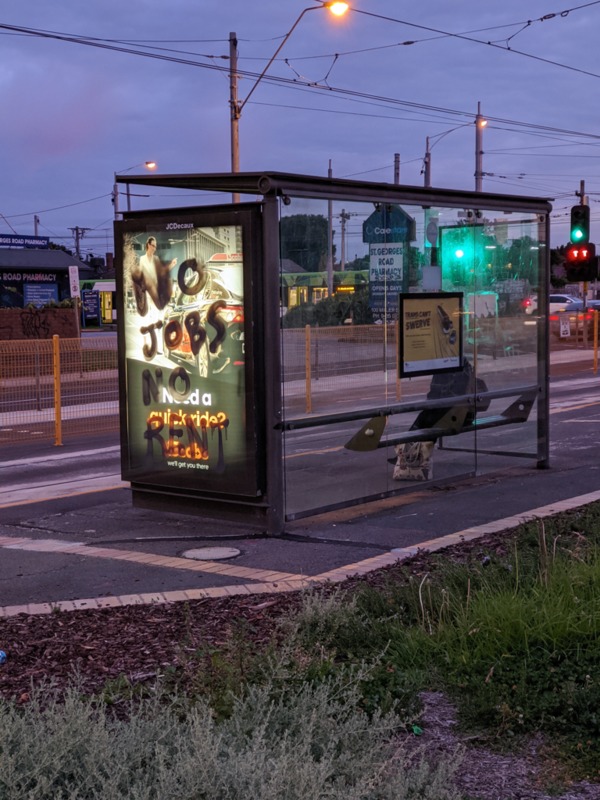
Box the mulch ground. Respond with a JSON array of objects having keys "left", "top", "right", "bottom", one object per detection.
[{"left": 2, "top": 526, "right": 600, "bottom": 800}]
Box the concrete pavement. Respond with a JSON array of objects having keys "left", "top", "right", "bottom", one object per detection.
[{"left": 1, "top": 345, "right": 599, "bottom": 618}]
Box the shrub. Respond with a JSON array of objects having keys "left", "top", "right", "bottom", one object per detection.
[{"left": 0, "top": 673, "right": 463, "bottom": 800}]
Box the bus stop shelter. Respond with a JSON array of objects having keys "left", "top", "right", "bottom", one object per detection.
[{"left": 115, "top": 171, "right": 550, "bottom": 534}]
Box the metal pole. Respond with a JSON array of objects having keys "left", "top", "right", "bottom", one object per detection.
[
  {"left": 327, "top": 160, "right": 333, "bottom": 296},
  {"left": 229, "top": 32, "right": 241, "bottom": 204},
  {"left": 52, "top": 335, "right": 62, "bottom": 447},
  {"left": 475, "top": 101, "right": 484, "bottom": 192},
  {"left": 112, "top": 175, "right": 120, "bottom": 220},
  {"left": 394, "top": 153, "right": 400, "bottom": 185},
  {"left": 582, "top": 181, "right": 588, "bottom": 313},
  {"left": 340, "top": 209, "right": 349, "bottom": 272},
  {"left": 424, "top": 137, "right": 431, "bottom": 188},
  {"left": 229, "top": 6, "right": 328, "bottom": 201}
]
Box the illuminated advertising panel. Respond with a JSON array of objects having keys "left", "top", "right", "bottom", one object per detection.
[
  {"left": 115, "top": 205, "right": 262, "bottom": 497},
  {"left": 399, "top": 292, "right": 463, "bottom": 377}
]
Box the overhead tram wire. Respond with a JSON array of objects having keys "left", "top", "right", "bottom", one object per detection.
[
  {"left": 346, "top": 3, "right": 600, "bottom": 84},
  {"left": 3, "top": 19, "right": 600, "bottom": 143}
]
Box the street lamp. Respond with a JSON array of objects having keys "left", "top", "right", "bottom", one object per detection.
[
  {"left": 113, "top": 161, "right": 157, "bottom": 219},
  {"left": 422, "top": 124, "right": 471, "bottom": 188},
  {"left": 475, "top": 102, "right": 487, "bottom": 192},
  {"left": 421, "top": 104, "right": 487, "bottom": 190},
  {"left": 229, "top": 1, "right": 349, "bottom": 200}
]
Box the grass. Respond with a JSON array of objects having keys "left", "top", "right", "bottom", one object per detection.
[
  {"left": 289, "top": 511, "right": 600, "bottom": 780},
  {"left": 4, "top": 505, "right": 600, "bottom": 796}
]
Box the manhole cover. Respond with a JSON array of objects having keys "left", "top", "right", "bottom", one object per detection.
[{"left": 182, "top": 547, "right": 241, "bottom": 561}]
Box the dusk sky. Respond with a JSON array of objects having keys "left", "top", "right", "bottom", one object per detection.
[{"left": 2, "top": 0, "right": 600, "bottom": 259}]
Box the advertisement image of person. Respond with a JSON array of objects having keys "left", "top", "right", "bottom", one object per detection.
[{"left": 131, "top": 236, "right": 178, "bottom": 316}]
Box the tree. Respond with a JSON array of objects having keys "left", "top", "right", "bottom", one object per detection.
[
  {"left": 280, "top": 215, "right": 336, "bottom": 272},
  {"left": 282, "top": 288, "right": 373, "bottom": 328},
  {"left": 504, "top": 236, "right": 540, "bottom": 285},
  {"left": 48, "top": 241, "right": 74, "bottom": 256}
]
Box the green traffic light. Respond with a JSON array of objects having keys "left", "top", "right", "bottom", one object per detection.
[{"left": 570, "top": 205, "right": 590, "bottom": 244}]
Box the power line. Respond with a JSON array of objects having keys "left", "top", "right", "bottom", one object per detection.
[
  {"left": 3, "top": 193, "right": 111, "bottom": 220},
  {"left": 349, "top": 2, "right": 600, "bottom": 82},
  {"left": 3, "top": 21, "right": 600, "bottom": 143}
]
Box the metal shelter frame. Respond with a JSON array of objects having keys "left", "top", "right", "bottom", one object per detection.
[{"left": 116, "top": 172, "right": 551, "bottom": 534}]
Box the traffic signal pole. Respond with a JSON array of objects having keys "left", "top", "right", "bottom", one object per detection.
[{"left": 565, "top": 185, "right": 596, "bottom": 284}]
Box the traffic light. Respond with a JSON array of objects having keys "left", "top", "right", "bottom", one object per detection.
[
  {"left": 564, "top": 241, "right": 597, "bottom": 282},
  {"left": 570, "top": 205, "right": 590, "bottom": 243}
]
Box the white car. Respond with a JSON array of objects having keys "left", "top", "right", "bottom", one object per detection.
[
  {"left": 523, "top": 294, "right": 583, "bottom": 315},
  {"left": 548, "top": 294, "right": 583, "bottom": 314}
]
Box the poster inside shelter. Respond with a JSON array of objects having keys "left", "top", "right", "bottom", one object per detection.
[
  {"left": 399, "top": 292, "right": 463, "bottom": 377},
  {"left": 368, "top": 242, "right": 403, "bottom": 322},
  {"left": 117, "top": 211, "right": 259, "bottom": 496}
]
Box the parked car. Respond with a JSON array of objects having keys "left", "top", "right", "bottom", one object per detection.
[
  {"left": 523, "top": 293, "right": 584, "bottom": 315},
  {"left": 549, "top": 294, "right": 583, "bottom": 313},
  {"left": 522, "top": 295, "right": 538, "bottom": 315},
  {"left": 162, "top": 258, "right": 244, "bottom": 378}
]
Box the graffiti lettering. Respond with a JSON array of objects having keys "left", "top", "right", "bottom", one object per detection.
[
  {"left": 20, "top": 309, "right": 51, "bottom": 339},
  {"left": 177, "top": 258, "right": 207, "bottom": 296},
  {"left": 144, "top": 410, "right": 229, "bottom": 472},
  {"left": 140, "top": 320, "right": 163, "bottom": 360},
  {"left": 142, "top": 366, "right": 192, "bottom": 405},
  {"left": 162, "top": 300, "right": 227, "bottom": 358}
]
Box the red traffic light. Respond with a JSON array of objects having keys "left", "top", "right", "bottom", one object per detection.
[
  {"left": 565, "top": 243, "right": 595, "bottom": 262},
  {"left": 564, "top": 241, "right": 597, "bottom": 281}
]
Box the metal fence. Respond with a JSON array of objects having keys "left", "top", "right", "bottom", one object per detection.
[
  {"left": 0, "top": 336, "right": 118, "bottom": 446},
  {"left": 1, "top": 322, "right": 597, "bottom": 448},
  {"left": 282, "top": 324, "right": 401, "bottom": 415}
]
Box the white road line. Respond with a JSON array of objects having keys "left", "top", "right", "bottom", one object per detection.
[
  {"left": 0, "top": 445, "right": 120, "bottom": 469},
  {"left": 0, "top": 474, "right": 128, "bottom": 506}
]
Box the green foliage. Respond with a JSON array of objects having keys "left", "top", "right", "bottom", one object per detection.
[
  {"left": 7, "top": 509, "right": 600, "bottom": 791},
  {"left": 282, "top": 288, "right": 373, "bottom": 328},
  {"left": 273, "top": 516, "right": 600, "bottom": 779},
  {"left": 280, "top": 214, "right": 335, "bottom": 272}
]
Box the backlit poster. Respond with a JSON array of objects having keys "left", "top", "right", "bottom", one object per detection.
[
  {"left": 399, "top": 292, "right": 463, "bottom": 377},
  {"left": 115, "top": 206, "right": 261, "bottom": 497}
]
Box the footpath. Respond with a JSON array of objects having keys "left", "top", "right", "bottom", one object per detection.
[{"left": 0, "top": 347, "right": 599, "bottom": 618}]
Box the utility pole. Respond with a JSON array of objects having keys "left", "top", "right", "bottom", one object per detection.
[
  {"left": 394, "top": 153, "right": 400, "bottom": 185},
  {"left": 423, "top": 137, "right": 432, "bottom": 188},
  {"left": 69, "top": 227, "right": 90, "bottom": 260},
  {"left": 327, "top": 160, "right": 334, "bottom": 295},
  {"left": 475, "top": 101, "right": 486, "bottom": 192},
  {"left": 339, "top": 209, "right": 351, "bottom": 271},
  {"left": 112, "top": 180, "right": 119, "bottom": 220},
  {"left": 229, "top": 32, "right": 240, "bottom": 203},
  {"left": 577, "top": 179, "right": 590, "bottom": 310},
  {"left": 34, "top": 215, "right": 40, "bottom": 235}
]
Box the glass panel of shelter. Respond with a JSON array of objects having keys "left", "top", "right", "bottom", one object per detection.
[{"left": 279, "top": 196, "right": 544, "bottom": 520}]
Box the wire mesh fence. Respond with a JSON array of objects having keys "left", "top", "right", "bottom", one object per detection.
[
  {"left": 0, "top": 337, "right": 118, "bottom": 445},
  {"left": 0, "top": 321, "right": 596, "bottom": 447},
  {"left": 281, "top": 324, "right": 401, "bottom": 415}
]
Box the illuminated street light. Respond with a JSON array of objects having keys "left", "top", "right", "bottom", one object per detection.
[
  {"left": 229, "top": 1, "right": 349, "bottom": 200},
  {"left": 113, "top": 161, "right": 157, "bottom": 218},
  {"left": 475, "top": 101, "right": 487, "bottom": 192},
  {"left": 421, "top": 103, "right": 487, "bottom": 190}
]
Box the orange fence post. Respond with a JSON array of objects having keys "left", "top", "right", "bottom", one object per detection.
[
  {"left": 594, "top": 310, "right": 599, "bottom": 375},
  {"left": 53, "top": 334, "right": 62, "bottom": 446},
  {"left": 305, "top": 324, "right": 312, "bottom": 414}
]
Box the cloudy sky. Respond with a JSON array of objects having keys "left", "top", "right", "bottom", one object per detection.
[{"left": 2, "top": 0, "right": 600, "bottom": 258}]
